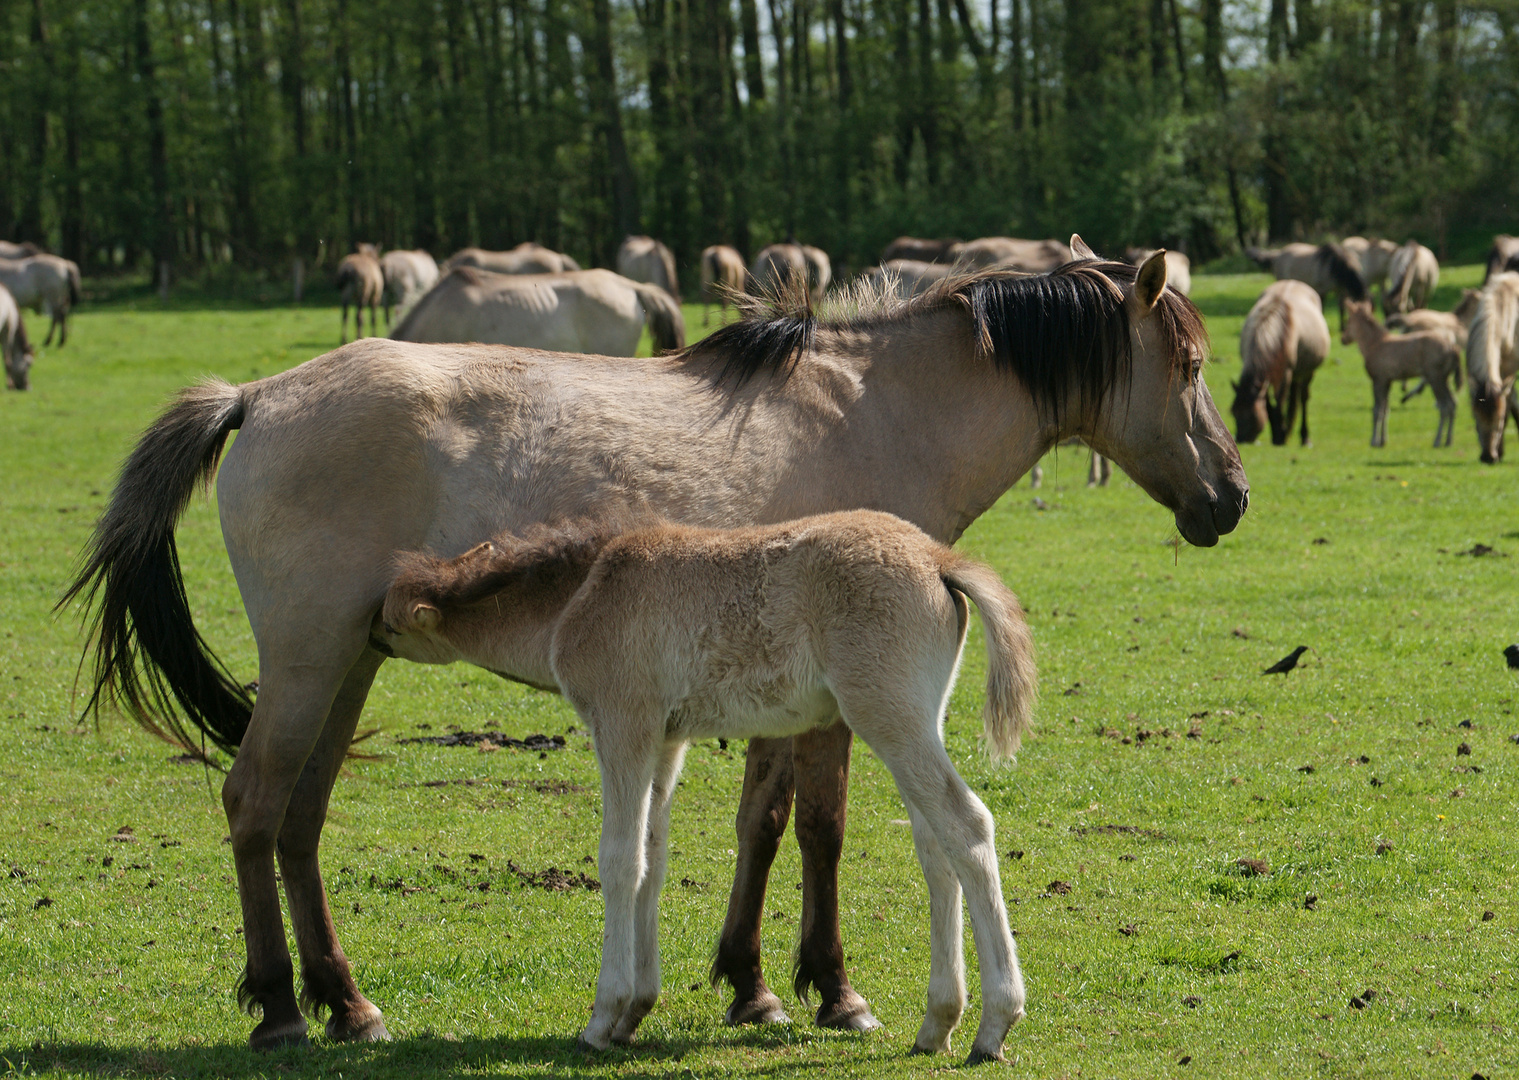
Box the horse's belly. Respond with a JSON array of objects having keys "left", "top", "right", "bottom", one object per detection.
[{"left": 666, "top": 682, "right": 838, "bottom": 742}]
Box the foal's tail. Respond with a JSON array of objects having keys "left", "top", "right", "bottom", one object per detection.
[
  {"left": 57, "top": 380, "right": 253, "bottom": 756},
  {"left": 939, "top": 557, "right": 1037, "bottom": 762},
  {"left": 630, "top": 279, "right": 687, "bottom": 352}
]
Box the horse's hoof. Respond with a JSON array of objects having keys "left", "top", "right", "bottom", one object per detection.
[
  {"left": 249, "top": 1017, "right": 310, "bottom": 1051},
  {"left": 724, "top": 991, "right": 790, "bottom": 1026},
  {"left": 327, "top": 1011, "right": 390, "bottom": 1043},
  {"left": 909, "top": 1042, "right": 942, "bottom": 1056},
  {"left": 815, "top": 997, "right": 882, "bottom": 1032},
  {"left": 576, "top": 1034, "right": 610, "bottom": 1053},
  {"left": 964, "top": 1046, "right": 1007, "bottom": 1066}
]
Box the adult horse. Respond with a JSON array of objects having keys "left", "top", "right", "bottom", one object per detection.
[
  {"left": 1467, "top": 272, "right": 1519, "bottom": 463},
  {"left": 1245, "top": 242, "right": 1367, "bottom": 312},
  {"left": 0, "top": 240, "right": 41, "bottom": 260},
  {"left": 1125, "top": 248, "right": 1192, "bottom": 296},
  {"left": 749, "top": 244, "right": 809, "bottom": 299},
  {"left": 1483, "top": 235, "right": 1519, "bottom": 284},
  {"left": 953, "top": 237, "right": 1072, "bottom": 273},
  {"left": 378, "top": 249, "right": 440, "bottom": 322},
  {"left": 444, "top": 242, "right": 581, "bottom": 275},
  {"left": 0, "top": 283, "right": 34, "bottom": 390},
  {"left": 616, "top": 236, "right": 679, "bottom": 298},
  {"left": 861, "top": 259, "right": 952, "bottom": 298},
  {"left": 390, "top": 267, "right": 685, "bottom": 355},
  {"left": 1342, "top": 237, "right": 1398, "bottom": 289},
  {"left": 1383, "top": 242, "right": 1439, "bottom": 317},
  {"left": 880, "top": 236, "right": 959, "bottom": 264},
  {"left": 335, "top": 251, "right": 383, "bottom": 343},
  {"left": 699, "top": 245, "right": 747, "bottom": 324},
  {"left": 1230, "top": 281, "right": 1329, "bottom": 446},
  {"left": 63, "top": 250, "right": 1247, "bottom": 1050},
  {"left": 0, "top": 253, "right": 80, "bottom": 346},
  {"left": 801, "top": 246, "right": 832, "bottom": 304}
]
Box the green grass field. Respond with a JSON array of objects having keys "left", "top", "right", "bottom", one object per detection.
[{"left": 1, "top": 269, "right": 1515, "bottom": 1079}]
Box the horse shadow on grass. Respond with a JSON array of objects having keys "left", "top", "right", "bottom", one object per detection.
[{"left": 6, "top": 1027, "right": 872, "bottom": 1078}]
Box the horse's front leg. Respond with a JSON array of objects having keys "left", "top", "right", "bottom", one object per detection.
[
  {"left": 582, "top": 723, "right": 659, "bottom": 1050},
  {"left": 276, "top": 647, "right": 390, "bottom": 1042},
  {"left": 711, "top": 736, "right": 795, "bottom": 1025},
  {"left": 792, "top": 720, "right": 879, "bottom": 1031},
  {"left": 611, "top": 740, "right": 688, "bottom": 1044},
  {"left": 224, "top": 652, "right": 363, "bottom": 1049}
]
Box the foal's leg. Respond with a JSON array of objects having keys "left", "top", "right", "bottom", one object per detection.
[
  {"left": 276, "top": 646, "right": 390, "bottom": 1042},
  {"left": 223, "top": 642, "right": 368, "bottom": 1049},
  {"left": 792, "top": 720, "right": 879, "bottom": 1031},
  {"left": 712, "top": 737, "right": 794, "bottom": 1025},
  {"left": 1372, "top": 381, "right": 1390, "bottom": 447},
  {"left": 582, "top": 726, "right": 659, "bottom": 1050},
  {"left": 610, "top": 740, "right": 688, "bottom": 1044},
  {"left": 1431, "top": 375, "right": 1455, "bottom": 447},
  {"left": 902, "top": 796, "right": 967, "bottom": 1054}
]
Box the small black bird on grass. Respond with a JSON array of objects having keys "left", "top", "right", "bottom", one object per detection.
[
  {"left": 1263, "top": 645, "right": 1310, "bottom": 675},
  {"left": 1505, "top": 644, "right": 1519, "bottom": 669}
]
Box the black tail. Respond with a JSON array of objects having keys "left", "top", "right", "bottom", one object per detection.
[{"left": 58, "top": 380, "right": 253, "bottom": 757}]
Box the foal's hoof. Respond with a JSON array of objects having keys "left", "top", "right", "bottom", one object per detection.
[
  {"left": 815, "top": 995, "right": 882, "bottom": 1032},
  {"left": 964, "top": 1045, "right": 1008, "bottom": 1066},
  {"left": 724, "top": 990, "right": 790, "bottom": 1026},
  {"left": 248, "top": 1016, "right": 310, "bottom": 1051}
]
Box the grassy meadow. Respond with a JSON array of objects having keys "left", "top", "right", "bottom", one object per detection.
[{"left": 0, "top": 267, "right": 1515, "bottom": 1078}]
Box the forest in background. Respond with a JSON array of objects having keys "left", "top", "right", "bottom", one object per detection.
[{"left": 1, "top": 0, "right": 1514, "bottom": 284}]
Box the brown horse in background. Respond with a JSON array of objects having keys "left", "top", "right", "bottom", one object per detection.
[
  {"left": 1230, "top": 280, "right": 1329, "bottom": 446},
  {"left": 1383, "top": 242, "right": 1439, "bottom": 316},
  {"left": 953, "top": 237, "right": 1072, "bottom": 272},
  {"left": 700, "top": 245, "right": 747, "bottom": 324},
  {"left": 444, "top": 243, "right": 582, "bottom": 275},
  {"left": 880, "top": 236, "right": 960, "bottom": 263},
  {"left": 1483, "top": 235, "right": 1519, "bottom": 283},
  {"left": 335, "top": 251, "right": 384, "bottom": 343},
  {"left": 617, "top": 236, "right": 680, "bottom": 298}
]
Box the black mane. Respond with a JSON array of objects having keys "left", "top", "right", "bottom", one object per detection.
[
  {"left": 1317, "top": 243, "right": 1368, "bottom": 301},
  {"left": 684, "top": 260, "right": 1209, "bottom": 420}
]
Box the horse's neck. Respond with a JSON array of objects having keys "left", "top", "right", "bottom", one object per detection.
[{"left": 1349, "top": 315, "right": 1385, "bottom": 351}]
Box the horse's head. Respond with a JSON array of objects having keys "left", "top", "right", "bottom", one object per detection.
[
  {"left": 1229, "top": 375, "right": 1267, "bottom": 444},
  {"left": 1340, "top": 299, "right": 1372, "bottom": 345},
  {"left": 1081, "top": 252, "right": 1249, "bottom": 546},
  {"left": 1470, "top": 379, "right": 1509, "bottom": 464},
  {"left": 4, "top": 341, "right": 33, "bottom": 391}
]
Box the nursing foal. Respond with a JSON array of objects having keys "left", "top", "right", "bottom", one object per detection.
[{"left": 377, "top": 510, "right": 1038, "bottom": 1064}]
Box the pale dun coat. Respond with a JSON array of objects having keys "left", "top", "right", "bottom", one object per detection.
[
  {"left": 1230, "top": 280, "right": 1329, "bottom": 446},
  {"left": 378, "top": 510, "right": 1036, "bottom": 1063},
  {"left": 1466, "top": 272, "right": 1519, "bottom": 463},
  {"left": 952, "top": 237, "right": 1073, "bottom": 273},
  {"left": 0, "top": 252, "right": 81, "bottom": 346},
  {"left": 391, "top": 266, "right": 685, "bottom": 354},
  {"left": 1245, "top": 242, "right": 1368, "bottom": 308},
  {"left": 861, "top": 259, "right": 952, "bottom": 298},
  {"left": 0, "top": 283, "right": 34, "bottom": 390},
  {"left": 378, "top": 249, "right": 440, "bottom": 320},
  {"left": 1483, "top": 235, "right": 1519, "bottom": 284},
  {"left": 443, "top": 242, "right": 581, "bottom": 275},
  {"left": 699, "top": 245, "right": 747, "bottom": 324},
  {"left": 1341, "top": 237, "right": 1398, "bottom": 288},
  {"left": 750, "top": 243, "right": 830, "bottom": 305},
  {"left": 1341, "top": 298, "right": 1461, "bottom": 447},
  {"left": 335, "top": 251, "right": 383, "bottom": 343},
  {"left": 616, "top": 236, "right": 680, "bottom": 297},
  {"left": 1383, "top": 242, "right": 1439, "bottom": 316}
]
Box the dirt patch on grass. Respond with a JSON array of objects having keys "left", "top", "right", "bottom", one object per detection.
[{"left": 398, "top": 731, "right": 567, "bottom": 751}]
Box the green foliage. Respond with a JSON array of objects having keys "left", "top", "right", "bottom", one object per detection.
[{"left": 1, "top": 269, "right": 1518, "bottom": 1076}]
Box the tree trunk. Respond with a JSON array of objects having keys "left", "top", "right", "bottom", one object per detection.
[
  {"left": 132, "top": 0, "right": 173, "bottom": 280},
  {"left": 591, "top": 0, "right": 641, "bottom": 242}
]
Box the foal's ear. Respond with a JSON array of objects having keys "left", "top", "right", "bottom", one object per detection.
[
  {"left": 1070, "top": 234, "right": 1098, "bottom": 261},
  {"left": 1133, "top": 249, "right": 1169, "bottom": 314},
  {"left": 410, "top": 602, "right": 442, "bottom": 631}
]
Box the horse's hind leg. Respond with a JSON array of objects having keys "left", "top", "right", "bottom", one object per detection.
[
  {"left": 902, "top": 796, "right": 966, "bottom": 1054},
  {"left": 224, "top": 646, "right": 367, "bottom": 1049},
  {"left": 792, "top": 720, "right": 879, "bottom": 1031},
  {"left": 276, "top": 646, "right": 390, "bottom": 1042},
  {"left": 611, "top": 740, "right": 688, "bottom": 1044},
  {"left": 712, "top": 737, "right": 795, "bottom": 1025},
  {"left": 339, "top": 303, "right": 348, "bottom": 345},
  {"left": 1297, "top": 381, "right": 1313, "bottom": 446}
]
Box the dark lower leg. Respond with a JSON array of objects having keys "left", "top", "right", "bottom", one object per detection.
[
  {"left": 792, "top": 721, "right": 878, "bottom": 1030},
  {"left": 711, "top": 737, "right": 795, "bottom": 1024},
  {"left": 278, "top": 649, "right": 388, "bottom": 1041}
]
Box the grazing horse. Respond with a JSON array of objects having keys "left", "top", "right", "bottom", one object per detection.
[
  {"left": 1384, "top": 242, "right": 1439, "bottom": 317},
  {"left": 0, "top": 240, "right": 40, "bottom": 260},
  {"left": 61, "top": 250, "right": 1246, "bottom": 1050},
  {"left": 953, "top": 237, "right": 1072, "bottom": 273},
  {"left": 699, "top": 245, "right": 747, "bottom": 324},
  {"left": 1230, "top": 281, "right": 1329, "bottom": 446},
  {"left": 335, "top": 251, "right": 383, "bottom": 343},
  {"left": 1341, "top": 299, "right": 1461, "bottom": 447},
  {"left": 1341, "top": 237, "right": 1399, "bottom": 289},
  {"left": 616, "top": 236, "right": 680, "bottom": 298},
  {"left": 0, "top": 253, "right": 80, "bottom": 346},
  {"left": 0, "top": 283, "right": 34, "bottom": 390},
  {"left": 880, "top": 236, "right": 960, "bottom": 264},
  {"left": 1484, "top": 235, "right": 1519, "bottom": 284},
  {"left": 443, "top": 243, "right": 581, "bottom": 275},
  {"left": 390, "top": 267, "right": 685, "bottom": 355},
  {"left": 1467, "top": 272, "right": 1519, "bottom": 463},
  {"left": 1245, "top": 243, "right": 1367, "bottom": 323},
  {"left": 801, "top": 246, "right": 832, "bottom": 304},
  {"left": 378, "top": 510, "right": 1036, "bottom": 1062},
  {"left": 1125, "top": 248, "right": 1192, "bottom": 296},
  {"left": 749, "top": 243, "right": 809, "bottom": 300},
  {"left": 378, "top": 249, "right": 440, "bottom": 322},
  {"left": 860, "top": 259, "right": 952, "bottom": 298}
]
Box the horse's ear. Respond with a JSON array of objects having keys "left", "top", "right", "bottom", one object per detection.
[
  {"left": 1070, "top": 234, "right": 1098, "bottom": 260},
  {"left": 1133, "top": 249, "right": 1169, "bottom": 313},
  {"left": 411, "top": 603, "right": 442, "bottom": 631}
]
